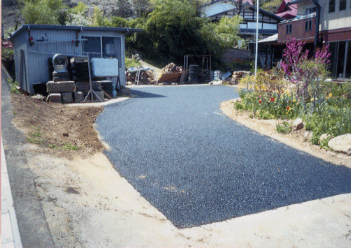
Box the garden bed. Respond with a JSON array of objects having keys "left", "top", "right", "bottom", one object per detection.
[{"left": 220, "top": 99, "right": 351, "bottom": 168}]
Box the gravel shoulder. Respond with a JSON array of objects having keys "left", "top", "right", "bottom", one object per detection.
[{"left": 220, "top": 99, "right": 351, "bottom": 168}]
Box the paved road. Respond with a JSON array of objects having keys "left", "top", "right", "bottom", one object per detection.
[{"left": 96, "top": 86, "right": 351, "bottom": 228}]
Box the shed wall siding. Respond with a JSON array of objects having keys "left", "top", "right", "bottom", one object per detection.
[
  {"left": 13, "top": 31, "right": 30, "bottom": 92},
  {"left": 15, "top": 29, "right": 126, "bottom": 93}
]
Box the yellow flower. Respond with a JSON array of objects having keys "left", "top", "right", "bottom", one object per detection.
[
  {"left": 326, "top": 96, "right": 328, "bottom": 99},
  {"left": 293, "top": 99, "right": 296, "bottom": 102},
  {"left": 311, "top": 98, "right": 314, "bottom": 101},
  {"left": 329, "top": 93, "right": 333, "bottom": 98}
]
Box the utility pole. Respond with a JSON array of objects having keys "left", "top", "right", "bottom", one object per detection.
[{"left": 255, "top": 0, "right": 260, "bottom": 76}]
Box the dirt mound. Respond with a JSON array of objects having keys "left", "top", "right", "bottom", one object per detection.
[{"left": 11, "top": 93, "right": 104, "bottom": 159}]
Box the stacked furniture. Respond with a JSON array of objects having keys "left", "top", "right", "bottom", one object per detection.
[
  {"left": 47, "top": 54, "right": 77, "bottom": 103},
  {"left": 71, "top": 56, "right": 114, "bottom": 101},
  {"left": 46, "top": 54, "right": 116, "bottom": 103}
]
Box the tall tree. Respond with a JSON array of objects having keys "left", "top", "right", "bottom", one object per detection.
[
  {"left": 113, "top": 0, "right": 133, "bottom": 18},
  {"left": 130, "top": 0, "right": 152, "bottom": 17}
]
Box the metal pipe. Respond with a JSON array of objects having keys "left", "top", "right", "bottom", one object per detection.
[
  {"left": 311, "top": 0, "right": 321, "bottom": 58},
  {"left": 255, "top": 0, "right": 260, "bottom": 76}
]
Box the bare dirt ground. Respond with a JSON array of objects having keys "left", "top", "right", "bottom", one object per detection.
[
  {"left": 220, "top": 99, "right": 351, "bottom": 168},
  {"left": 9, "top": 93, "right": 351, "bottom": 247},
  {"left": 11, "top": 93, "right": 104, "bottom": 159}
]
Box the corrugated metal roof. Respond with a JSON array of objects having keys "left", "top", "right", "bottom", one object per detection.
[
  {"left": 201, "top": 0, "right": 253, "bottom": 7},
  {"left": 242, "top": 3, "right": 284, "bottom": 21},
  {"left": 239, "top": 28, "right": 278, "bottom": 35},
  {"left": 258, "top": 33, "right": 278, "bottom": 43},
  {"left": 10, "top": 24, "right": 143, "bottom": 41}
]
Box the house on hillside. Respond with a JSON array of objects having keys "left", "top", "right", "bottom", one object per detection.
[
  {"left": 276, "top": 0, "right": 298, "bottom": 19},
  {"left": 276, "top": 0, "right": 351, "bottom": 79},
  {"left": 200, "top": 0, "right": 283, "bottom": 44},
  {"left": 199, "top": 0, "right": 283, "bottom": 65},
  {"left": 10, "top": 24, "right": 142, "bottom": 94}
]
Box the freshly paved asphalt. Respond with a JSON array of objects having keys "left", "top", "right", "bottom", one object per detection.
[{"left": 96, "top": 86, "right": 351, "bottom": 228}]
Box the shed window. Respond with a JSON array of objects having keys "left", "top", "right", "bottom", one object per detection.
[
  {"left": 286, "top": 24, "right": 292, "bottom": 34},
  {"left": 340, "top": 0, "right": 346, "bottom": 10},
  {"left": 82, "top": 36, "right": 101, "bottom": 58},
  {"left": 102, "top": 37, "right": 122, "bottom": 68},
  {"left": 329, "top": 0, "right": 335, "bottom": 12}
]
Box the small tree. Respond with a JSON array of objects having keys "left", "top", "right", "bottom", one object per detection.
[
  {"left": 281, "top": 38, "right": 330, "bottom": 113},
  {"left": 22, "top": 0, "right": 65, "bottom": 25}
]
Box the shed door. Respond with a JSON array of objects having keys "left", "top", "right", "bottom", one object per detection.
[{"left": 19, "top": 50, "right": 27, "bottom": 91}]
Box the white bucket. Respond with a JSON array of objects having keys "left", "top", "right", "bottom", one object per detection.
[{"left": 214, "top": 70, "right": 221, "bottom": 81}]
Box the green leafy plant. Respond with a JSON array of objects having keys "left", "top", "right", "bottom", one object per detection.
[
  {"left": 276, "top": 121, "right": 291, "bottom": 134},
  {"left": 48, "top": 144, "right": 59, "bottom": 149},
  {"left": 125, "top": 57, "right": 141, "bottom": 69},
  {"left": 62, "top": 142, "right": 81, "bottom": 150},
  {"left": 22, "top": 0, "right": 65, "bottom": 25},
  {"left": 9, "top": 80, "right": 20, "bottom": 93},
  {"left": 27, "top": 126, "right": 45, "bottom": 143}
]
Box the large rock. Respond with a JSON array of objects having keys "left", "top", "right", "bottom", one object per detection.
[
  {"left": 46, "top": 81, "right": 75, "bottom": 93},
  {"left": 303, "top": 131, "right": 312, "bottom": 142},
  {"left": 74, "top": 91, "right": 83, "bottom": 103},
  {"left": 61, "top": 92, "right": 73, "bottom": 104},
  {"left": 48, "top": 93, "right": 61, "bottom": 103},
  {"left": 328, "top": 134, "right": 351, "bottom": 155},
  {"left": 292, "top": 118, "right": 304, "bottom": 131}
]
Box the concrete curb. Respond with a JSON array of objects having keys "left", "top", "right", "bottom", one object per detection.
[{"left": 1, "top": 138, "right": 23, "bottom": 248}]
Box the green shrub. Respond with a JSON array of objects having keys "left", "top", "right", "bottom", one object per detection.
[
  {"left": 2, "top": 48, "right": 14, "bottom": 61},
  {"left": 234, "top": 102, "right": 244, "bottom": 110},
  {"left": 303, "top": 96, "right": 351, "bottom": 144},
  {"left": 276, "top": 121, "right": 291, "bottom": 134},
  {"left": 125, "top": 57, "right": 141, "bottom": 69},
  {"left": 9, "top": 80, "right": 20, "bottom": 93}
]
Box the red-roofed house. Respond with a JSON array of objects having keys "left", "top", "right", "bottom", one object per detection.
[{"left": 276, "top": 0, "right": 298, "bottom": 19}]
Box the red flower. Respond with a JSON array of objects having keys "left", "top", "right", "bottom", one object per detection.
[
  {"left": 271, "top": 97, "right": 275, "bottom": 102},
  {"left": 273, "top": 89, "right": 275, "bottom": 91},
  {"left": 289, "top": 101, "right": 292, "bottom": 103},
  {"left": 287, "top": 106, "right": 290, "bottom": 110},
  {"left": 259, "top": 100, "right": 262, "bottom": 104}
]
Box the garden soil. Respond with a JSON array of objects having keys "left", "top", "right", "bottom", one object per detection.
[{"left": 220, "top": 100, "right": 351, "bottom": 168}]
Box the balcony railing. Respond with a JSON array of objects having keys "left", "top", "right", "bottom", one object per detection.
[{"left": 280, "top": 12, "right": 316, "bottom": 24}]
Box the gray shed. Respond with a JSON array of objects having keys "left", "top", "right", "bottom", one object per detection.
[{"left": 10, "top": 24, "right": 143, "bottom": 94}]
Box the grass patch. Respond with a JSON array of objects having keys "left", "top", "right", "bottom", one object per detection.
[
  {"left": 27, "top": 137, "right": 45, "bottom": 144},
  {"left": 27, "top": 126, "right": 45, "bottom": 144},
  {"left": 276, "top": 121, "right": 291, "bottom": 134},
  {"left": 47, "top": 144, "right": 60, "bottom": 149},
  {"left": 62, "top": 142, "right": 81, "bottom": 151}
]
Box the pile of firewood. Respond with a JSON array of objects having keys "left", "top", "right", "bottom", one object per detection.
[
  {"left": 126, "top": 68, "right": 157, "bottom": 85},
  {"left": 231, "top": 71, "right": 251, "bottom": 84},
  {"left": 162, "top": 63, "right": 183, "bottom": 74}
]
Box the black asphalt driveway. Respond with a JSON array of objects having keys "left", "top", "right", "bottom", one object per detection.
[{"left": 96, "top": 86, "right": 351, "bottom": 228}]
